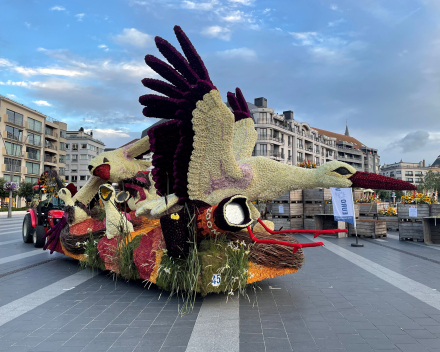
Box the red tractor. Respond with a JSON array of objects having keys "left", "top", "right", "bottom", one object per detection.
[{"left": 22, "top": 184, "right": 65, "bottom": 247}]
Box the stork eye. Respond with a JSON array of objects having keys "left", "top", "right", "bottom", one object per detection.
[
  {"left": 103, "top": 157, "right": 109, "bottom": 163},
  {"left": 333, "top": 167, "right": 351, "bottom": 176},
  {"left": 61, "top": 189, "right": 66, "bottom": 194}
]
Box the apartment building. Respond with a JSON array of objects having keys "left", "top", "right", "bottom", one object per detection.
[
  {"left": 64, "top": 128, "right": 105, "bottom": 189},
  {"left": 250, "top": 97, "right": 338, "bottom": 166},
  {"left": 381, "top": 160, "right": 429, "bottom": 186},
  {"left": 313, "top": 126, "right": 381, "bottom": 173},
  {"left": 0, "top": 94, "right": 67, "bottom": 188}
]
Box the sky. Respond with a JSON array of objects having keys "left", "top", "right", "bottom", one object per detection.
[{"left": 0, "top": 0, "right": 439, "bottom": 165}]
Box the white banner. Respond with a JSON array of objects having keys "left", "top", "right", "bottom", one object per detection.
[{"left": 330, "top": 187, "right": 356, "bottom": 226}]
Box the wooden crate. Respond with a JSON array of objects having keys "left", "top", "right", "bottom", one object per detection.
[
  {"left": 303, "top": 188, "right": 331, "bottom": 202},
  {"left": 358, "top": 203, "right": 387, "bottom": 215},
  {"left": 423, "top": 217, "right": 440, "bottom": 245},
  {"left": 314, "top": 215, "right": 347, "bottom": 238},
  {"left": 377, "top": 217, "right": 399, "bottom": 231},
  {"left": 397, "top": 204, "right": 430, "bottom": 220},
  {"left": 353, "top": 189, "right": 364, "bottom": 201},
  {"left": 271, "top": 216, "right": 291, "bottom": 231},
  {"left": 290, "top": 190, "right": 303, "bottom": 203},
  {"left": 304, "top": 217, "right": 315, "bottom": 230},
  {"left": 399, "top": 219, "right": 423, "bottom": 241},
  {"left": 272, "top": 192, "right": 290, "bottom": 203},
  {"left": 304, "top": 202, "right": 324, "bottom": 216},
  {"left": 430, "top": 204, "right": 440, "bottom": 217},
  {"left": 348, "top": 220, "right": 387, "bottom": 238},
  {"left": 290, "top": 216, "right": 304, "bottom": 230},
  {"left": 324, "top": 204, "right": 360, "bottom": 218},
  {"left": 271, "top": 203, "right": 303, "bottom": 217}
]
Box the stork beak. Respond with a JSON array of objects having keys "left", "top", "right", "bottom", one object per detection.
[{"left": 348, "top": 172, "right": 417, "bottom": 190}]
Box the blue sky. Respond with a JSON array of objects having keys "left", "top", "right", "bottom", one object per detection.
[{"left": 1, "top": 0, "right": 439, "bottom": 165}]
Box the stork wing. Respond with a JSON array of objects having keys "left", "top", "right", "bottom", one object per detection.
[
  {"left": 228, "top": 88, "right": 257, "bottom": 161},
  {"left": 188, "top": 89, "right": 246, "bottom": 202}
]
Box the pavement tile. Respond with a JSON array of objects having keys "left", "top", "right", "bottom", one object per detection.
[{"left": 264, "top": 337, "right": 293, "bottom": 351}]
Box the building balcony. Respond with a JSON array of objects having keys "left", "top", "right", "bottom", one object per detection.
[
  {"left": 4, "top": 114, "right": 24, "bottom": 127},
  {"left": 2, "top": 147, "right": 24, "bottom": 157},
  {"left": 45, "top": 130, "right": 58, "bottom": 139},
  {"left": 44, "top": 156, "right": 57, "bottom": 165},
  {"left": 2, "top": 130, "right": 23, "bottom": 142},
  {"left": 45, "top": 144, "right": 58, "bottom": 152},
  {"left": 1, "top": 164, "right": 26, "bottom": 174},
  {"left": 252, "top": 151, "right": 284, "bottom": 159},
  {"left": 25, "top": 122, "right": 42, "bottom": 133},
  {"left": 257, "top": 135, "right": 284, "bottom": 144}
]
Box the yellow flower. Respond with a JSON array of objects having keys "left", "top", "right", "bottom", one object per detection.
[
  {"left": 404, "top": 195, "right": 409, "bottom": 199},
  {"left": 418, "top": 193, "right": 423, "bottom": 198}
]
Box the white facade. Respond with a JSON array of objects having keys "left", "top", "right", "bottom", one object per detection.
[
  {"left": 381, "top": 160, "right": 428, "bottom": 186},
  {"left": 64, "top": 129, "right": 105, "bottom": 189}
]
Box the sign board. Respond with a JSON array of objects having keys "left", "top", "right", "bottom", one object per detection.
[
  {"left": 409, "top": 206, "right": 417, "bottom": 217},
  {"left": 330, "top": 188, "right": 355, "bottom": 226},
  {"left": 278, "top": 205, "right": 284, "bottom": 214},
  {"left": 212, "top": 274, "right": 221, "bottom": 287}
]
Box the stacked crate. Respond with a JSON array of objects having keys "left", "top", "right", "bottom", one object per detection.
[
  {"left": 397, "top": 204, "right": 429, "bottom": 241},
  {"left": 271, "top": 190, "right": 303, "bottom": 230},
  {"left": 303, "top": 188, "right": 330, "bottom": 230}
]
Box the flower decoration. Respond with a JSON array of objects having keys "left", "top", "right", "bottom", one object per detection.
[
  {"left": 3, "top": 181, "right": 19, "bottom": 191},
  {"left": 297, "top": 160, "right": 316, "bottom": 168}
]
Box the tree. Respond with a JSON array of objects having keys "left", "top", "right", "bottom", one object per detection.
[
  {"left": 18, "top": 182, "right": 35, "bottom": 206},
  {"left": 419, "top": 170, "right": 440, "bottom": 193},
  {"left": 0, "top": 178, "right": 18, "bottom": 207}
]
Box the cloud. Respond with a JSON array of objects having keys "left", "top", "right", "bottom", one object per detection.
[
  {"left": 7, "top": 94, "right": 16, "bottom": 98},
  {"left": 50, "top": 6, "right": 65, "bottom": 11},
  {"left": 387, "top": 131, "right": 431, "bottom": 153},
  {"left": 24, "top": 22, "right": 31, "bottom": 28},
  {"left": 181, "top": 0, "right": 217, "bottom": 11},
  {"left": 330, "top": 4, "right": 338, "bottom": 11},
  {"left": 201, "top": 26, "right": 231, "bottom": 41},
  {"left": 328, "top": 18, "right": 345, "bottom": 27},
  {"left": 112, "top": 28, "right": 153, "bottom": 48},
  {"left": 262, "top": 8, "right": 270, "bottom": 14},
  {"left": 85, "top": 128, "right": 130, "bottom": 138},
  {"left": 75, "top": 13, "right": 85, "bottom": 21},
  {"left": 228, "top": 0, "right": 254, "bottom": 5},
  {"left": 398, "top": 49, "right": 408, "bottom": 57},
  {"left": 33, "top": 100, "right": 52, "bottom": 106},
  {"left": 289, "top": 32, "right": 319, "bottom": 46},
  {"left": 98, "top": 44, "right": 109, "bottom": 52},
  {"left": 222, "top": 10, "right": 246, "bottom": 22},
  {"left": 216, "top": 47, "right": 257, "bottom": 61}
]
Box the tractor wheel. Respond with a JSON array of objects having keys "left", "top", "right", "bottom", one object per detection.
[
  {"left": 33, "top": 226, "right": 46, "bottom": 248},
  {"left": 22, "top": 214, "right": 34, "bottom": 244}
]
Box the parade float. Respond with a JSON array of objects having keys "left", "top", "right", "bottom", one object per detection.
[{"left": 24, "top": 26, "right": 417, "bottom": 312}]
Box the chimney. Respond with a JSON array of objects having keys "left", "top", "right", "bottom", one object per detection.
[
  {"left": 283, "top": 110, "right": 294, "bottom": 120},
  {"left": 423, "top": 159, "right": 425, "bottom": 167},
  {"left": 90, "top": 130, "right": 93, "bottom": 137},
  {"left": 254, "top": 97, "right": 267, "bottom": 108}
]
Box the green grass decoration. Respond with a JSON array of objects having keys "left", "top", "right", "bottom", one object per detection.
[{"left": 79, "top": 231, "right": 106, "bottom": 272}]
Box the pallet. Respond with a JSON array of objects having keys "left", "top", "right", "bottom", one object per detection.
[
  {"left": 377, "top": 217, "right": 399, "bottom": 231},
  {"left": 358, "top": 203, "right": 386, "bottom": 216},
  {"left": 324, "top": 204, "right": 360, "bottom": 218},
  {"left": 348, "top": 219, "right": 387, "bottom": 238},
  {"left": 271, "top": 216, "right": 291, "bottom": 231},
  {"left": 271, "top": 203, "right": 303, "bottom": 217},
  {"left": 304, "top": 217, "right": 315, "bottom": 230},
  {"left": 398, "top": 219, "right": 423, "bottom": 241},
  {"left": 304, "top": 202, "right": 324, "bottom": 216},
  {"left": 290, "top": 216, "right": 304, "bottom": 230},
  {"left": 303, "top": 188, "right": 331, "bottom": 203},
  {"left": 422, "top": 217, "right": 440, "bottom": 245},
  {"left": 397, "top": 204, "right": 429, "bottom": 220},
  {"left": 430, "top": 204, "right": 440, "bottom": 217}
]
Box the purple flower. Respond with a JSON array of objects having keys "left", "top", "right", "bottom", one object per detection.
[{"left": 3, "top": 182, "right": 19, "bottom": 191}]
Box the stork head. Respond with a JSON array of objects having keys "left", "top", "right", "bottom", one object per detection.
[
  {"left": 87, "top": 135, "right": 151, "bottom": 183},
  {"left": 314, "top": 161, "right": 416, "bottom": 191},
  {"left": 58, "top": 188, "right": 72, "bottom": 203},
  {"left": 99, "top": 184, "right": 115, "bottom": 202}
]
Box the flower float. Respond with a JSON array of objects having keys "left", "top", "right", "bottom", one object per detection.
[{"left": 40, "top": 26, "right": 417, "bottom": 309}]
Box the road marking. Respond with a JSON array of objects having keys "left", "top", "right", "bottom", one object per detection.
[
  {"left": 0, "top": 230, "right": 22, "bottom": 236},
  {"left": 0, "top": 225, "right": 22, "bottom": 231},
  {"left": 374, "top": 239, "right": 387, "bottom": 242},
  {"left": 186, "top": 295, "right": 239, "bottom": 352},
  {"left": 0, "top": 249, "right": 48, "bottom": 264},
  {"left": 0, "top": 269, "right": 99, "bottom": 326},
  {"left": 308, "top": 236, "right": 440, "bottom": 311},
  {"left": 0, "top": 239, "right": 22, "bottom": 246}
]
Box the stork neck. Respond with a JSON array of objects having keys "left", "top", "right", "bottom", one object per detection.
[{"left": 272, "top": 164, "right": 320, "bottom": 192}]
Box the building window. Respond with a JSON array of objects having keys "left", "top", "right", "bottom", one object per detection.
[
  {"left": 80, "top": 164, "right": 88, "bottom": 170},
  {"left": 6, "top": 126, "right": 23, "bottom": 142},
  {"left": 65, "top": 154, "right": 70, "bottom": 160},
  {"left": 6, "top": 109, "right": 23, "bottom": 126},
  {"left": 60, "top": 130, "right": 67, "bottom": 139},
  {"left": 45, "top": 126, "right": 55, "bottom": 137},
  {"left": 5, "top": 142, "right": 22, "bottom": 157},
  {"left": 60, "top": 142, "right": 66, "bottom": 151},
  {"left": 66, "top": 144, "right": 70, "bottom": 150},
  {"left": 406, "top": 178, "right": 413, "bottom": 182},
  {"left": 415, "top": 178, "right": 422, "bottom": 183},
  {"left": 258, "top": 112, "right": 270, "bottom": 124},
  {"left": 72, "top": 155, "right": 78, "bottom": 162},
  {"left": 72, "top": 144, "right": 78, "bottom": 151},
  {"left": 259, "top": 144, "right": 267, "bottom": 156},
  {"left": 415, "top": 171, "right": 423, "bottom": 176},
  {"left": 80, "top": 175, "right": 86, "bottom": 181},
  {"left": 88, "top": 155, "right": 93, "bottom": 160},
  {"left": 65, "top": 175, "right": 69, "bottom": 181},
  {"left": 4, "top": 158, "right": 21, "bottom": 172},
  {"left": 59, "top": 167, "right": 66, "bottom": 176},
  {"left": 297, "top": 139, "right": 303, "bottom": 149},
  {"left": 27, "top": 117, "right": 42, "bottom": 132},
  {"left": 88, "top": 144, "right": 96, "bottom": 151},
  {"left": 81, "top": 143, "right": 87, "bottom": 149},
  {"left": 80, "top": 154, "right": 88, "bottom": 160},
  {"left": 59, "top": 155, "right": 66, "bottom": 163},
  {"left": 4, "top": 174, "right": 21, "bottom": 183},
  {"left": 26, "top": 162, "right": 40, "bottom": 175},
  {"left": 27, "top": 132, "right": 41, "bottom": 147},
  {"left": 396, "top": 171, "right": 401, "bottom": 174},
  {"left": 71, "top": 176, "right": 78, "bottom": 182},
  {"left": 297, "top": 152, "right": 303, "bottom": 162},
  {"left": 87, "top": 175, "right": 91, "bottom": 180},
  {"left": 26, "top": 147, "right": 40, "bottom": 160},
  {"left": 25, "top": 176, "right": 38, "bottom": 184},
  {"left": 405, "top": 171, "right": 413, "bottom": 176}
]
